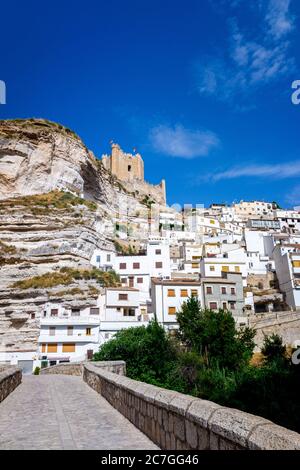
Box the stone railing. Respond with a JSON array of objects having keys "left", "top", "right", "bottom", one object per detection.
[
  {"left": 40, "top": 360, "right": 126, "bottom": 377},
  {"left": 83, "top": 363, "right": 300, "bottom": 450},
  {"left": 0, "top": 366, "right": 22, "bottom": 403}
]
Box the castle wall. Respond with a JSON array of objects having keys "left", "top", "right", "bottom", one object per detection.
[
  {"left": 122, "top": 178, "right": 166, "bottom": 205},
  {"left": 101, "top": 144, "right": 166, "bottom": 205}
]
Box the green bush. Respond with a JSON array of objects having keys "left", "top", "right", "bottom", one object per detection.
[
  {"left": 94, "top": 321, "right": 178, "bottom": 386},
  {"left": 176, "top": 297, "right": 255, "bottom": 370},
  {"left": 33, "top": 366, "right": 40, "bottom": 375}
]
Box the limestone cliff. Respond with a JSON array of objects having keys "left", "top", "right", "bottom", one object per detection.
[{"left": 0, "top": 118, "right": 163, "bottom": 354}]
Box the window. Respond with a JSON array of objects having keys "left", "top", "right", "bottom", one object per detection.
[
  {"left": 86, "top": 328, "right": 91, "bottom": 336},
  {"left": 229, "top": 302, "right": 235, "bottom": 310},
  {"left": 293, "top": 261, "right": 300, "bottom": 268},
  {"left": 168, "top": 289, "right": 175, "bottom": 297},
  {"left": 191, "top": 289, "right": 198, "bottom": 297},
  {"left": 209, "top": 302, "right": 218, "bottom": 310},
  {"left": 123, "top": 308, "right": 135, "bottom": 316},
  {"left": 235, "top": 266, "right": 240, "bottom": 272},
  {"left": 222, "top": 266, "right": 229, "bottom": 272},
  {"left": 128, "top": 165, "right": 131, "bottom": 172},
  {"left": 222, "top": 302, "right": 227, "bottom": 310},
  {"left": 71, "top": 309, "right": 80, "bottom": 317},
  {"left": 209, "top": 265, "right": 215, "bottom": 272},
  {"left": 30, "top": 313, "right": 35, "bottom": 319},
  {"left": 121, "top": 277, "right": 127, "bottom": 283},
  {"left": 137, "top": 277, "right": 143, "bottom": 284},
  {"left": 41, "top": 344, "right": 46, "bottom": 353},
  {"left": 231, "top": 288, "right": 236, "bottom": 295},
  {"left": 47, "top": 344, "right": 57, "bottom": 353},
  {"left": 168, "top": 307, "right": 176, "bottom": 315},
  {"left": 119, "top": 293, "right": 128, "bottom": 301},
  {"left": 62, "top": 343, "right": 75, "bottom": 353},
  {"left": 90, "top": 307, "right": 99, "bottom": 315},
  {"left": 107, "top": 254, "right": 111, "bottom": 262},
  {"left": 133, "top": 262, "right": 140, "bottom": 269},
  {"left": 192, "top": 255, "right": 200, "bottom": 260},
  {"left": 49, "top": 327, "right": 56, "bottom": 336},
  {"left": 180, "top": 289, "right": 188, "bottom": 297},
  {"left": 119, "top": 263, "right": 126, "bottom": 269},
  {"left": 67, "top": 326, "right": 73, "bottom": 336},
  {"left": 206, "top": 286, "right": 212, "bottom": 294},
  {"left": 50, "top": 309, "right": 58, "bottom": 317},
  {"left": 155, "top": 262, "right": 163, "bottom": 268},
  {"left": 155, "top": 249, "right": 161, "bottom": 255},
  {"left": 96, "top": 255, "right": 101, "bottom": 263},
  {"left": 192, "top": 263, "right": 199, "bottom": 269},
  {"left": 221, "top": 287, "right": 227, "bottom": 295}
]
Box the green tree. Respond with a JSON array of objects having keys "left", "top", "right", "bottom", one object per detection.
[
  {"left": 261, "top": 333, "right": 287, "bottom": 365},
  {"left": 176, "top": 297, "right": 255, "bottom": 370},
  {"left": 93, "top": 320, "right": 177, "bottom": 385}
]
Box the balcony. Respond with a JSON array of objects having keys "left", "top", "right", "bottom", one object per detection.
[
  {"left": 38, "top": 333, "right": 98, "bottom": 343},
  {"left": 40, "top": 316, "right": 100, "bottom": 326}
]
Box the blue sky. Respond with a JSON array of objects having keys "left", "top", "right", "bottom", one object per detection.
[{"left": 0, "top": 0, "right": 299, "bottom": 208}]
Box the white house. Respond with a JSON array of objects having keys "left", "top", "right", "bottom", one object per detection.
[
  {"left": 200, "top": 246, "right": 247, "bottom": 286},
  {"left": 151, "top": 278, "right": 202, "bottom": 330},
  {"left": 274, "top": 209, "right": 300, "bottom": 234},
  {"left": 99, "top": 287, "right": 151, "bottom": 343},
  {"left": 38, "top": 300, "right": 103, "bottom": 365},
  {"left": 273, "top": 244, "right": 300, "bottom": 310}
]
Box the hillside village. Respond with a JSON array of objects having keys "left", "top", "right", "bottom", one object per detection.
[{"left": 1, "top": 119, "right": 300, "bottom": 372}]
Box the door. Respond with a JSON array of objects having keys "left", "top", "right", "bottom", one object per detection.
[
  {"left": 129, "top": 276, "right": 134, "bottom": 288},
  {"left": 17, "top": 360, "right": 33, "bottom": 375}
]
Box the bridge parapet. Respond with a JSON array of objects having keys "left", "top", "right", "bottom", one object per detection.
[
  {"left": 83, "top": 362, "right": 300, "bottom": 450},
  {"left": 0, "top": 366, "right": 22, "bottom": 403},
  {"left": 40, "top": 361, "right": 126, "bottom": 377}
]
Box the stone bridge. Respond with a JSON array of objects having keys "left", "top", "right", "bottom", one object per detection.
[{"left": 1, "top": 361, "right": 300, "bottom": 450}]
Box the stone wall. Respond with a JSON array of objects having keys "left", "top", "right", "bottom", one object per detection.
[
  {"left": 40, "top": 361, "right": 126, "bottom": 377},
  {"left": 83, "top": 363, "right": 300, "bottom": 450},
  {"left": 40, "top": 362, "right": 83, "bottom": 376},
  {"left": 122, "top": 178, "right": 166, "bottom": 205},
  {"left": 0, "top": 366, "right": 22, "bottom": 403},
  {"left": 250, "top": 311, "right": 300, "bottom": 348}
]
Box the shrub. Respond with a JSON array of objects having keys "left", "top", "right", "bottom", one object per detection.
[
  {"left": 93, "top": 321, "right": 178, "bottom": 386},
  {"left": 33, "top": 366, "right": 40, "bottom": 375},
  {"left": 176, "top": 297, "right": 255, "bottom": 370},
  {"left": 261, "top": 333, "right": 287, "bottom": 365}
]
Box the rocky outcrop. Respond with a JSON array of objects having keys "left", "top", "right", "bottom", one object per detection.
[{"left": 0, "top": 118, "right": 163, "bottom": 353}]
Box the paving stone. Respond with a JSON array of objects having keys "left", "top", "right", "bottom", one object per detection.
[{"left": 0, "top": 375, "right": 158, "bottom": 450}]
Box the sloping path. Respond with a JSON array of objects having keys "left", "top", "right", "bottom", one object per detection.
[{"left": 0, "top": 375, "right": 158, "bottom": 450}]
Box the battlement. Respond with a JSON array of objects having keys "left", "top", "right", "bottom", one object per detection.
[
  {"left": 102, "top": 142, "right": 144, "bottom": 182},
  {"left": 102, "top": 142, "right": 166, "bottom": 204}
]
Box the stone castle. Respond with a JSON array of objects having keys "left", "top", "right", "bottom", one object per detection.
[{"left": 102, "top": 143, "right": 166, "bottom": 205}]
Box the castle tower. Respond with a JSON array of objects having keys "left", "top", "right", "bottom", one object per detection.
[
  {"left": 102, "top": 142, "right": 144, "bottom": 183},
  {"left": 101, "top": 142, "right": 166, "bottom": 205}
]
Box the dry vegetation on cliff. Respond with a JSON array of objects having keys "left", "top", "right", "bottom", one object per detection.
[
  {"left": 0, "top": 118, "right": 81, "bottom": 141},
  {"left": 11, "top": 267, "right": 120, "bottom": 290},
  {"left": 0, "top": 190, "right": 97, "bottom": 214}
]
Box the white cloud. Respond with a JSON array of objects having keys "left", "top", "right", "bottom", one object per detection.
[
  {"left": 266, "top": 0, "right": 295, "bottom": 40},
  {"left": 149, "top": 124, "right": 220, "bottom": 159},
  {"left": 208, "top": 161, "right": 300, "bottom": 182},
  {"left": 196, "top": 0, "right": 296, "bottom": 104}
]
